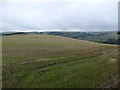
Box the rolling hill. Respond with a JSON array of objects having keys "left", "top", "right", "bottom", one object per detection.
[
  {"left": 2, "top": 34, "right": 118, "bottom": 88},
  {"left": 45, "top": 32, "right": 119, "bottom": 45},
  {"left": 1, "top": 31, "right": 119, "bottom": 45}
]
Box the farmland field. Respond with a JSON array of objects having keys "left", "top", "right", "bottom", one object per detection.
[{"left": 2, "top": 34, "right": 118, "bottom": 88}]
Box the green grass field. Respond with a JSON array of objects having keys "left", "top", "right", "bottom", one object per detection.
[{"left": 2, "top": 34, "right": 118, "bottom": 88}]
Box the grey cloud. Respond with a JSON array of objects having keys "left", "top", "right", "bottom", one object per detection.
[{"left": 1, "top": 2, "right": 118, "bottom": 32}]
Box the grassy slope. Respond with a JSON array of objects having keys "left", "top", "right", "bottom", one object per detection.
[{"left": 2, "top": 34, "right": 118, "bottom": 88}]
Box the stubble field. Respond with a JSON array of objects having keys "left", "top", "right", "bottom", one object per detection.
[{"left": 2, "top": 34, "right": 118, "bottom": 88}]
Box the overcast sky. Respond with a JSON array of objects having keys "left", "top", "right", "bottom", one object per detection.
[{"left": 0, "top": 0, "right": 118, "bottom": 32}]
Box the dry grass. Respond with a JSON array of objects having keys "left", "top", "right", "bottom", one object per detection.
[{"left": 2, "top": 34, "right": 118, "bottom": 88}]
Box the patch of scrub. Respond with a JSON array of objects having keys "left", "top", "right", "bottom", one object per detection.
[{"left": 109, "top": 58, "right": 117, "bottom": 63}]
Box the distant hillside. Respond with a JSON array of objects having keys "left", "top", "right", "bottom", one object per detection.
[
  {"left": 1, "top": 31, "right": 119, "bottom": 45},
  {"left": 1, "top": 32, "right": 27, "bottom": 36},
  {"left": 43, "top": 32, "right": 119, "bottom": 45}
]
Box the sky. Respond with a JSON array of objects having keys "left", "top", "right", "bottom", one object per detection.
[{"left": 0, "top": 0, "right": 119, "bottom": 32}]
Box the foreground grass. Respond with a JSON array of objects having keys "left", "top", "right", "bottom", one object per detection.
[{"left": 2, "top": 34, "right": 118, "bottom": 88}]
